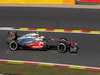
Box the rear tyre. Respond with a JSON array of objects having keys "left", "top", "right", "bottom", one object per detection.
[
  {"left": 57, "top": 43, "right": 67, "bottom": 53},
  {"left": 9, "top": 41, "right": 19, "bottom": 51}
]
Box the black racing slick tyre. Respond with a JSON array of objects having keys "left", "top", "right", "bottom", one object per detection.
[
  {"left": 57, "top": 43, "right": 67, "bottom": 53},
  {"left": 69, "top": 48, "right": 78, "bottom": 53},
  {"left": 60, "top": 37, "right": 68, "bottom": 41},
  {"left": 9, "top": 41, "right": 19, "bottom": 51},
  {"left": 69, "top": 45, "right": 78, "bottom": 53}
]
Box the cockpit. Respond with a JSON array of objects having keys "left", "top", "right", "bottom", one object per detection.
[
  {"left": 17, "top": 33, "right": 45, "bottom": 45},
  {"left": 18, "top": 33, "right": 45, "bottom": 41}
]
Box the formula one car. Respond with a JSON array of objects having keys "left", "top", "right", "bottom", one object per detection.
[{"left": 6, "top": 31, "right": 79, "bottom": 53}]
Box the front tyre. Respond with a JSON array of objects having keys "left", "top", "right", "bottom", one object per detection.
[
  {"left": 69, "top": 45, "right": 78, "bottom": 53},
  {"left": 9, "top": 41, "right": 19, "bottom": 51},
  {"left": 60, "top": 37, "right": 68, "bottom": 41},
  {"left": 57, "top": 43, "right": 67, "bottom": 53}
]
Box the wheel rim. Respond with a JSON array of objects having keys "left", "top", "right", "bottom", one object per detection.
[
  {"left": 70, "top": 48, "right": 77, "bottom": 53},
  {"left": 59, "top": 45, "right": 65, "bottom": 51},
  {"left": 70, "top": 46, "right": 77, "bottom": 53},
  {"left": 11, "top": 43, "right": 16, "bottom": 48},
  {"left": 9, "top": 41, "right": 17, "bottom": 50}
]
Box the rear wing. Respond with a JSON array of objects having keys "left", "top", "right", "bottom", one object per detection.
[{"left": 7, "top": 31, "right": 18, "bottom": 40}]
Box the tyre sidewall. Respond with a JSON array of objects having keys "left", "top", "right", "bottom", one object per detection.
[
  {"left": 57, "top": 43, "right": 67, "bottom": 53},
  {"left": 60, "top": 37, "right": 68, "bottom": 41},
  {"left": 9, "top": 41, "right": 18, "bottom": 51},
  {"left": 69, "top": 46, "right": 78, "bottom": 53}
]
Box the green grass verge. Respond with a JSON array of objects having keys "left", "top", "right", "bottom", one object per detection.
[{"left": 0, "top": 63, "right": 100, "bottom": 75}]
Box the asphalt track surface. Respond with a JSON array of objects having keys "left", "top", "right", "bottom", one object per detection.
[
  {"left": 0, "top": 30, "right": 100, "bottom": 67},
  {"left": 0, "top": 7, "right": 100, "bottom": 30},
  {"left": 0, "top": 7, "right": 100, "bottom": 67}
]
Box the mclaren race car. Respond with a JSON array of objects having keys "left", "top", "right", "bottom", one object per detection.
[{"left": 6, "top": 31, "right": 79, "bottom": 53}]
